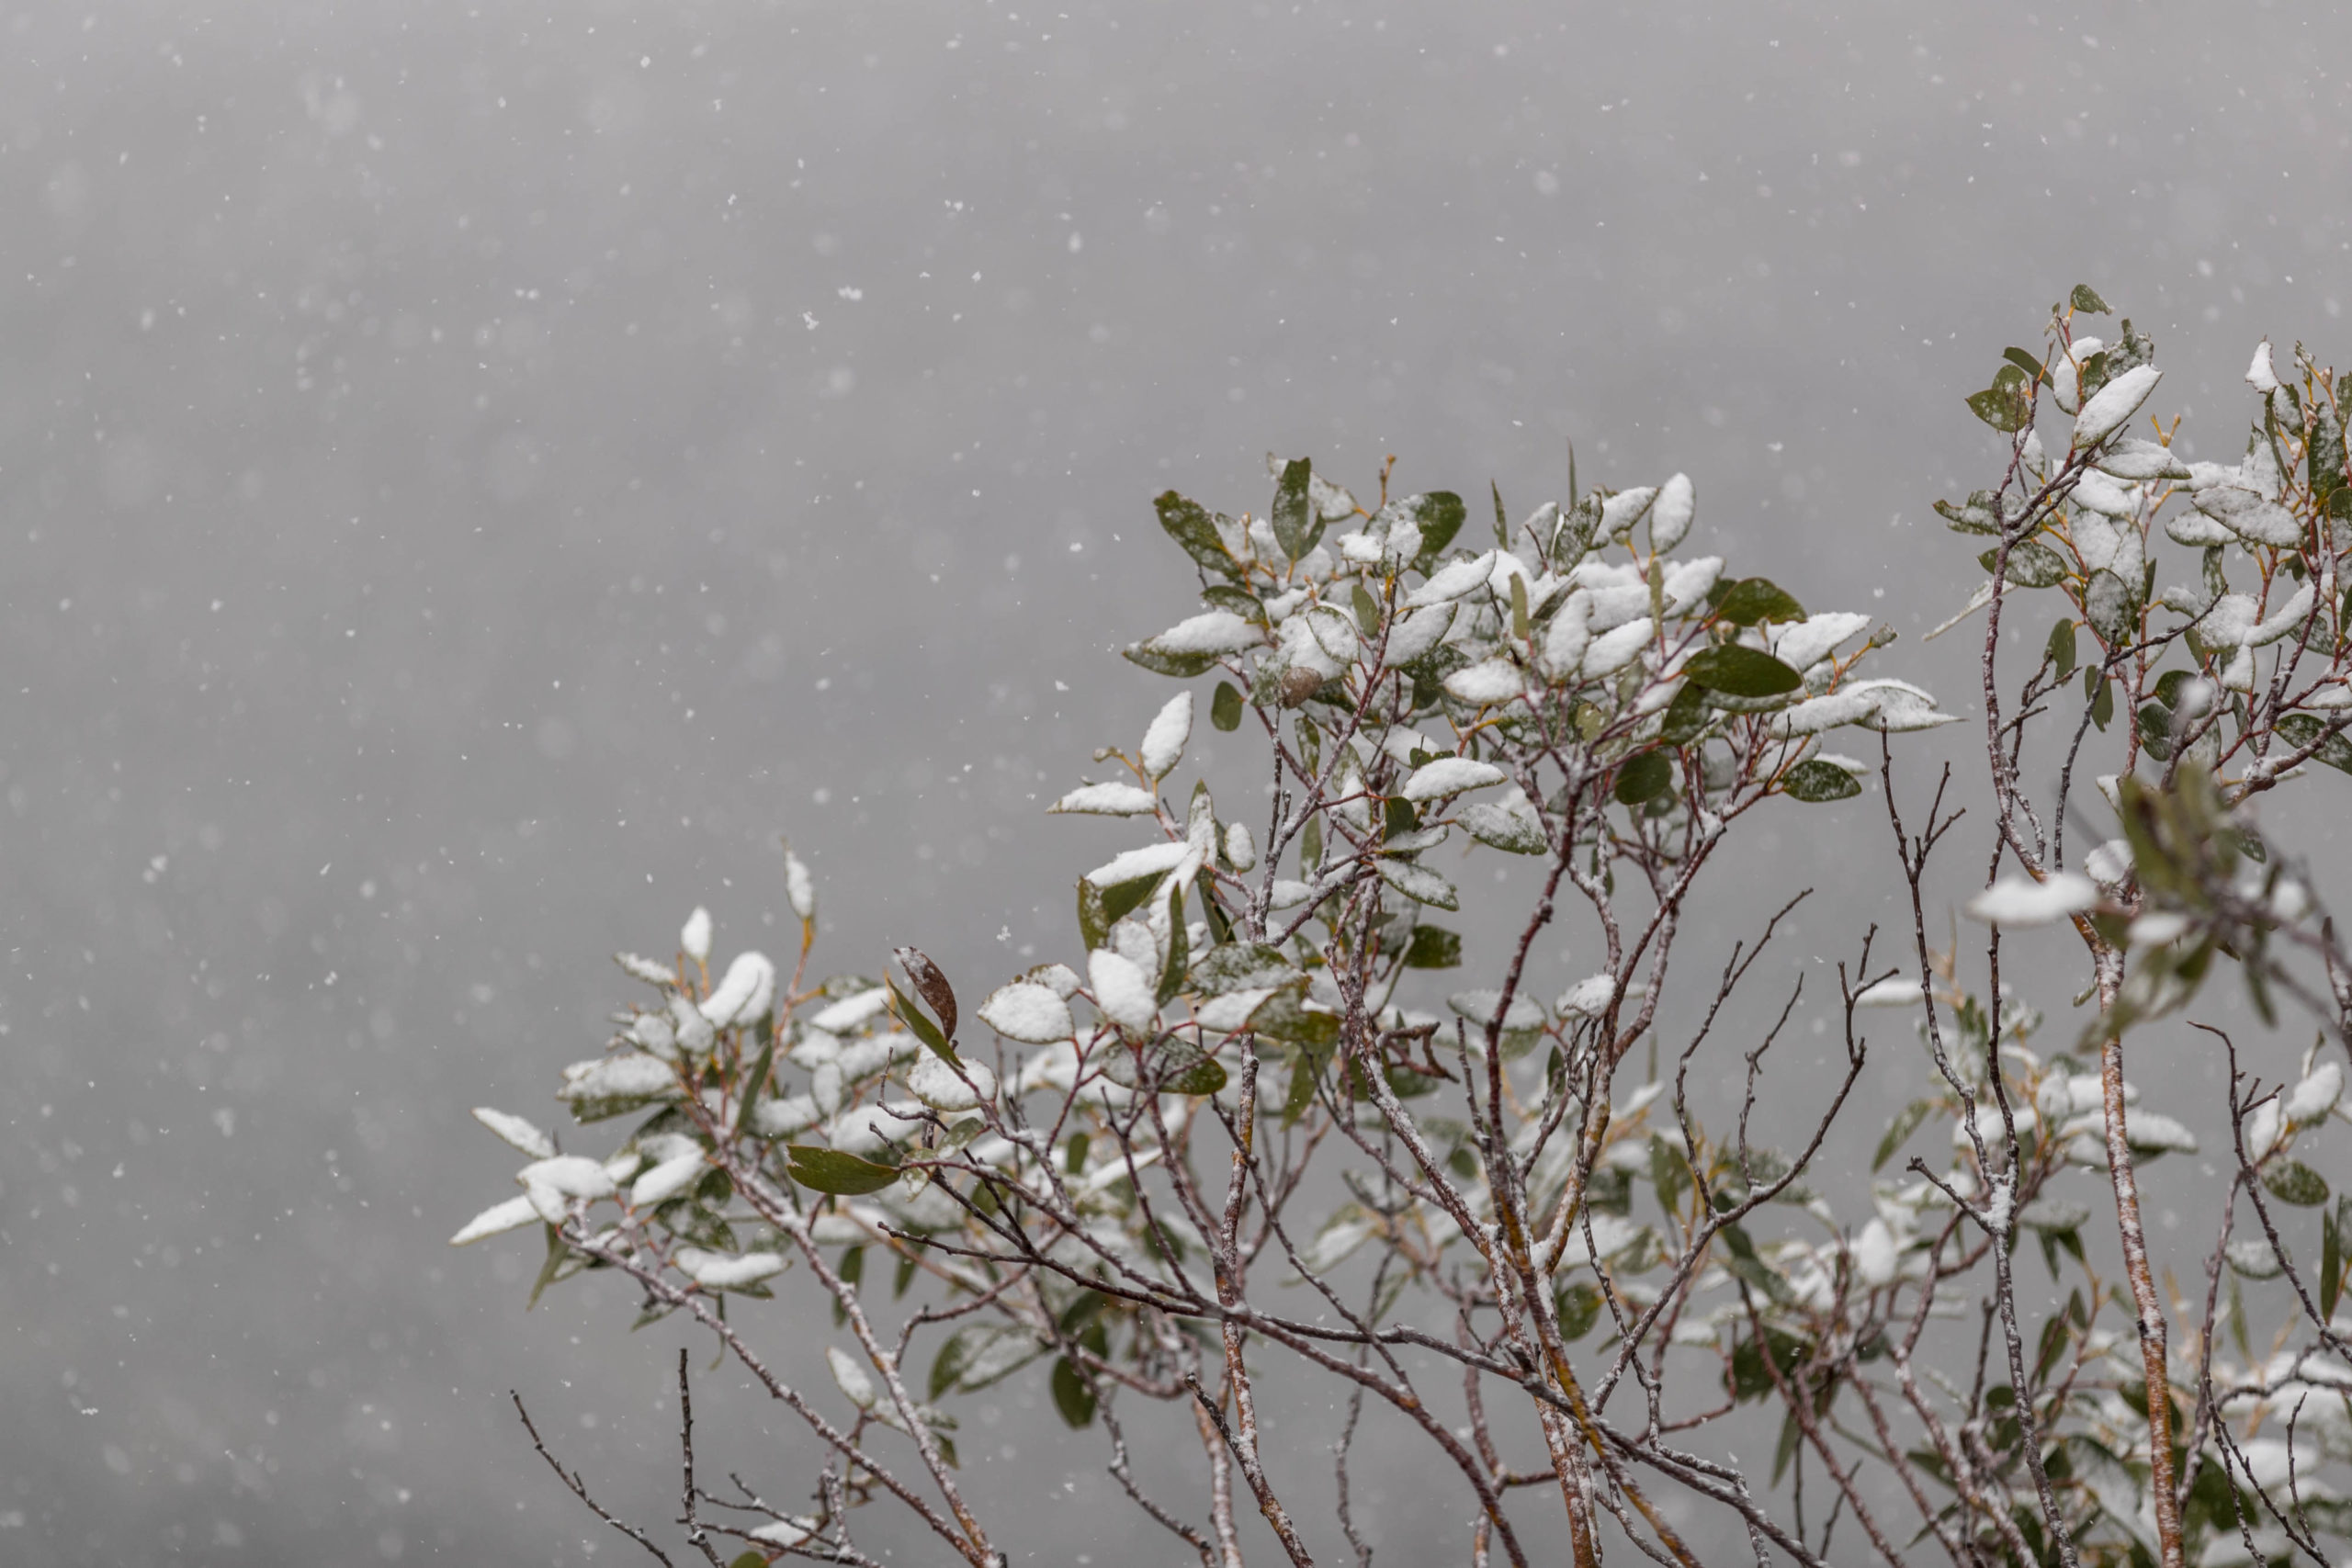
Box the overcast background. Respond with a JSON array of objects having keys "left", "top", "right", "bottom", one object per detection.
[{"left": 4, "top": 0, "right": 2348, "bottom": 1562}]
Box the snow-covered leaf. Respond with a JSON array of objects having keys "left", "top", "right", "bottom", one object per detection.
[
  {"left": 1402, "top": 757, "right": 1507, "bottom": 800},
  {"left": 2071, "top": 365, "right": 2161, "bottom": 447},
  {"left": 449, "top": 1195, "right": 541, "bottom": 1247},
  {"left": 1141, "top": 692, "right": 1193, "bottom": 779},
  {"left": 978, "top": 982, "right": 1076, "bottom": 1043},
  {"left": 1963, "top": 874, "right": 2098, "bottom": 927},
  {"left": 700, "top": 951, "right": 776, "bottom": 1028},
  {"left": 1049, "top": 782, "right": 1160, "bottom": 817},
  {"left": 1378, "top": 859, "right": 1459, "bottom": 910},
  {"left": 1089, "top": 951, "right": 1159, "bottom": 1032},
  {"left": 681, "top": 907, "right": 713, "bottom": 964},
  {"left": 472, "top": 1107, "right": 556, "bottom": 1160}
]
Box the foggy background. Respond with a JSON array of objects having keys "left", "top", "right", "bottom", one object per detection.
[{"left": 4, "top": 0, "right": 2347, "bottom": 1561}]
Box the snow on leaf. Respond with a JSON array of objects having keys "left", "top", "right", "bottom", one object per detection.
[
  {"left": 2286, "top": 1063, "right": 2343, "bottom": 1124},
  {"left": 1089, "top": 950, "right": 1159, "bottom": 1031},
  {"left": 809, "top": 987, "right": 890, "bottom": 1033},
  {"left": 700, "top": 951, "right": 776, "bottom": 1028},
  {"left": 2096, "top": 438, "right": 2189, "bottom": 481},
  {"left": 1769, "top": 689, "right": 1883, "bottom": 739},
  {"left": 2250, "top": 583, "right": 2317, "bottom": 647},
  {"left": 517, "top": 1156, "right": 616, "bottom": 1200},
  {"left": 1962, "top": 873, "right": 2098, "bottom": 927},
  {"left": 1541, "top": 592, "right": 1591, "bottom": 678},
  {"left": 1402, "top": 757, "right": 1508, "bottom": 800},
  {"left": 1556, "top": 974, "right": 1618, "bottom": 1018},
  {"left": 1600, "top": 486, "right": 1658, "bottom": 539},
  {"left": 784, "top": 844, "right": 818, "bottom": 922},
  {"left": 677, "top": 1248, "right": 788, "bottom": 1290},
  {"left": 1852, "top": 1218, "right": 1899, "bottom": 1287},
  {"left": 1224, "top": 821, "right": 1259, "bottom": 872},
  {"left": 827, "top": 1347, "right": 877, "bottom": 1408},
  {"left": 750, "top": 1519, "right": 818, "bottom": 1548},
  {"left": 908, "top": 1053, "right": 997, "bottom": 1111},
  {"left": 2127, "top": 911, "right": 2191, "bottom": 948},
  {"left": 1141, "top": 692, "right": 1193, "bottom": 779},
  {"left": 1581, "top": 618, "right": 1653, "bottom": 679},
  {"left": 753, "top": 1094, "right": 823, "bottom": 1139},
  {"left": 472, "top": 1107, "right": 556, "bottom": 1160},
  {"left": 1268, "top": 879, "right": 1316, "bottom": 910},
  {"left": 1406, "top": 550, "right": 1498, "bottom": 608},
  {"left": 1648, "top": 473, "right": 1695, "bottom": 552},
  {"left": 1446, "top": 990, "right": 1544, "bottom": 1032},
  {"left": 1384, "top": 602, "right": 1456, "bottom": 663},
  {"left": 1086, "top": 840, "right": 1192, "bottom": 888},
  {"left": 1049, "top": 782, "right": 1160, "bottom": 817},
  {"left": 1378, "top": 859, "right": 1459, "bottom": 910},
  {"left": 558, "top": 1053, "right": 684, "bottom": 1110},
  {"left": 449, "top": 1195, "right": 541, "bottom": 1247},
  {"left": 978, "top": 982, "right": 1076, "bottom": 1044},
  {"left": 681, "top": 907, "right": 713, "bottom": 964},
  {"left": 2071, "top": 365, "right": 2161, "bottom": 447},
  {"left": 2246, "top": 339, "right": 2281, "bottom": 394},
  {"left": 1662, "top": 556, "right": 1724, "bottom": 615},
  {"left": 2192, "top": 485, "right": 2303, "bottom": 548},
  {"left": 615, "top": 952, "right": 679, "bottom": 987},
  {"left": 1442, "top": 660, "right": 1530, "bottom": 706},
  {"left": 1773, "top": 613, "right": 1873, "bottom": 673},
  {"left": 630, "top": 1150, "right": 708, "bottom": 1208},
  {"left": 1853, "top": 977, "right": 1925, "bottom": 1009},
  {"left": 1140, "top": 611, "right": 1267, "bottom": 656}
]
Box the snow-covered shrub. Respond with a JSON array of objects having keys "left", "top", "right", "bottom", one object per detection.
[{"left": 458, "top": 291, "right": 2352, "bottom": 1568}]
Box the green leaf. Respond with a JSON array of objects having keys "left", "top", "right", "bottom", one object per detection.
[
  {"left": 1189, "top": 942, "right": 1308, "bottom": 998},
  {"left": 2003, "top": 346, "right": 2049, "bottom": 384},
  {"left": 1613, "top": 750, "right": 1673, "bottom": 806},
  {"left": 1771, "top": 1409, "right": 1803, "bottom": 1487},
  {"left": 1873, "top": 1100, "right": 1937, "bottom": 1172},
  {"left": 2084, "top": 568, "right": 2139, "bottom": 646},
  {"left": 1210, "top": 681, "right": 1245, "bottom": 732},
  {"left": 2324, "top": 1202, "right": 2345, "bottom": 1323},
  {"left": 2277, "top": 714, "right": 2352, "bottom": 775},
  {"left": 887, "top": 975, "right": 957, "bottom": 1066},
  {"left": 1657, "top": 681, "right": 1713, "bottom": 745},
  {"left": 1978, "top": 538, "right": 2069, "bottom": 589},
  {"left": 1712, "top": 578, "right": 1807, "bottom": 626},
  {"left": 732, "top": 1552, "right": 769, "bottom": 1568},
  {"left": 1272, "top": 457, "right": 1318, "bottom": 561},
  {"left": 1077, "top": 879, "right": 1110, "bottom": 953},
  {"left": 1781, "top": 759, "right": 1861, "bottom": 803},
  {"left": 2071, "top": 283, "right": 2112, "bottom": 315},
  {"left": 526, "top": 1222, "right": 573, "bottom": 1311},
  {"left": 1050, "top": 1356, "right": 1099, "bottom": 1428},
  {"left": 734, "top": 1037, "right": 776, "bottom": 1141},
  {"left": 1405, "top": 491, "right": 1467, "bottom": 562},
  {"left": 1156, "top": 885, "right": 1190, "bottom": 1008},
  {"left": 786, "top": 1146, "right": 901, "bottom": 1196},
  {"left": 2046, "top": 618, "right": 2077, "bottom": 681},
  {"left": 2310, "top": 402, "right": 2347, "bottom": 503},
  {"left": 1682, "top": 645, "right": 1804, "bottom": 697},
  {"left": 1377, "top": 858, "right": 1459, "bottom": 910},
  {"left": 1935, "top": 490, "right": 2004, "bottom": 536},
  {"left": 2264, "top": 1160, "right": 2331, "bottom": 1207},
  {"left": 2090, "top": 671, "right": 2114, "bottom": 730},
  {"left": 1153, "top": 491, "right": 1241, "bottom": 580},
  {"left": 1402, "top": 925, "right": 1463, "bottom": 970},
  {"left": 1555, "top": 1280, "right": 1604, "bottom": 1342},
  {"left": 1123, "top": 643, "right": 1223, "bottom": 679},
  {"left": 1967, "top": 378, "right": 2031, "bottom": 434}
]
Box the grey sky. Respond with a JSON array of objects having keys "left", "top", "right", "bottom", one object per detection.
[{"left": 3, "top": 1, "right": 2346, "bottom": 1561}]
